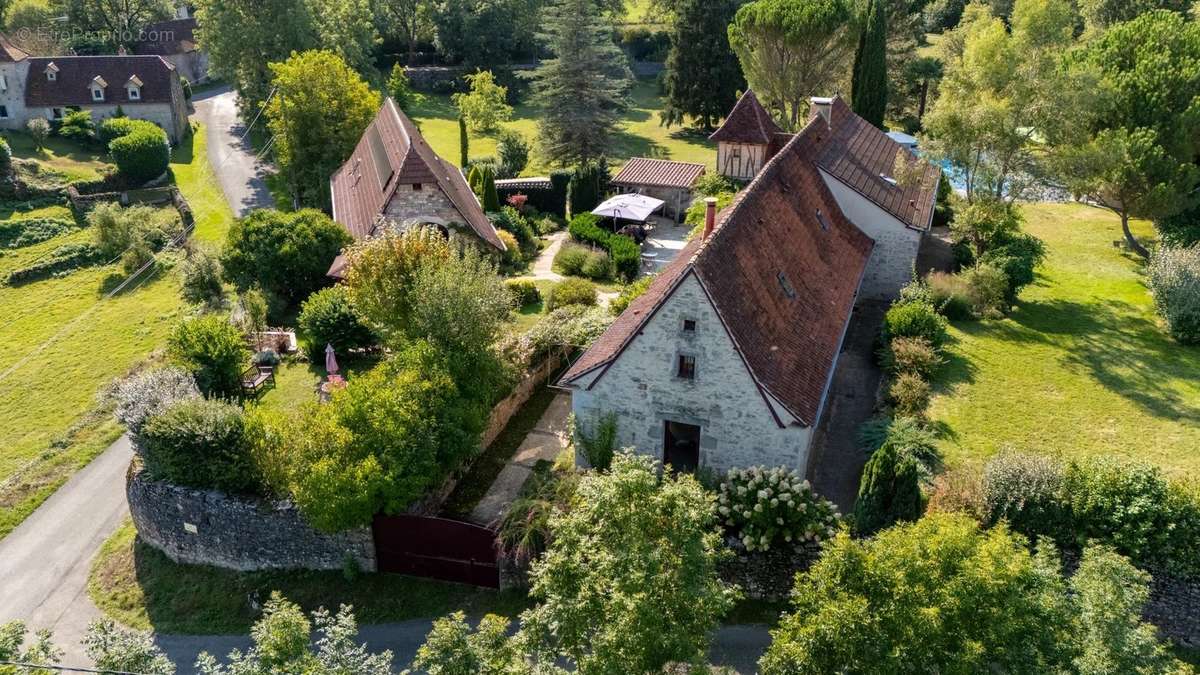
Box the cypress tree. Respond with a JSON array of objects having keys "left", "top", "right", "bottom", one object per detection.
[
  {"left": 468, "top": 165, "right": 483, "bottom": 198},
  {"left": 568, "top": 162, "right": 602, "bottom": 216},
  {"left": 480, "top": 165, "right": 501, "bottom": 212},
  {"left": 852, "top": 440, "right": 922, "bottom": 535},
  {"left": 851, "top": 0, "right": 888, "bottom": 129},
  {"left": 661, "top": 0, "right": 745, "bottom": 129},
  {"left": 529, "top": 0, "right": 632, "bottom": 165},
  {"left": 458, "top": 115, "right": 469, "bottom": 168}
]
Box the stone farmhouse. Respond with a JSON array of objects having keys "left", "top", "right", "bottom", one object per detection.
[
  {"left": 557, "top": 93, "right": 939, "bottom": 476},
  {"left": 133, "top": 11, "right": 210, "bottom": 85},
  {"left": 0, "top": 34, "right": 190, "bottom": 143},
  {"left": 326, "top": 98, "right": 506, "bottom": 278}
]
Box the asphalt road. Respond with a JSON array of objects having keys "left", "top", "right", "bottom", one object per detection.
[{"left": 190, "top": 86, "right": 276, "bottom": 216}]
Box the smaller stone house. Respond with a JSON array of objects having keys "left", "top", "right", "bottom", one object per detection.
[
  {"left": 327, "top": 98, "right": 506, "bottom": 277},
  {"left": 610, "top": 157, "right": 705, "bottom": 222},
  {"left": 133, "top": 15, "right": 209, "bottom": 85},
  {"left": 0, "top": 42, "right": 190, "bottom": 144}
]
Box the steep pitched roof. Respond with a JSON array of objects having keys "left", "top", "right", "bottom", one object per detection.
[
  {"left": 560, "top": 119, "right": 874, "bottom": 426},
  {"left": 132, "top": 18, "right": 200, "bottom": 56},
  {"left": 0, "top": 33, "right": 28, "bottom": 62},
  {"left": 812, "top": 96, "right": 940, "bottom": 231},
  {"left": 329, "top": 98, "right": 505, "bottom": 251},
  {"left": 25, "top": 55, "right": 177, "bottom": 106},
  {"left": 709, "top": 90, "right": 785, "bottom": 145},
  {"left": 611, "top": 157, "right": 706, "bottom": 190}
]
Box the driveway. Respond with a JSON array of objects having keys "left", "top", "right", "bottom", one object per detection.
[
  {"left": 190, "top": 86, "right": 276, "bottom": 216},
  {"left": 0, "top": 435, "right": 133, "bottom": 666}
]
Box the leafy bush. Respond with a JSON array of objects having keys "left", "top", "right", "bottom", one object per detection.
[
  {"left": 0, "top": 217, "right": 76, "bottom": 249},
  {"left": 491, "top": 206, "right": 538, "bottom": 261},
  {"left": 981, "top": 452, "right": 1071, "bottom": 541},
  {"left": 26, "top": 118, "right": 49, "bottom": 149},
  {"left": 297, "top": 286, "right": 375, "bottom": 357},
  {"left": 568, "top": 212, "right": 608, "bottom": 247},
  {"left": 716, "top": 466, "right": 840, "bottom": 551},
  {"left": 693, "top": 173, "right": 738, "bottom": 197},
  {"left": 108, "top": 122, "right": 170, "bottom": 185},
  {"left": 139, "top": 398, "right": 258, "bottom": 494},
  {"left": 927, "top": 271, "right": 973, "bottom": 319},
  {"left": 98, "top": 117, "right": 139, "bottom": 146},
  {"left": 889, "top": 371, "right": 931, "bottom": 417},
  {"left": 981, "top": 232, "right": 1045, "bottom": 302},
  {"left": 221, "top": 209, "right": 351, "bottom": 305},
  {"left": 607, "top": 234, "right": 640, "bottom": 282},
  {"left": 1148, "top": 246, "right": 1200, "bottom": 343},
  {"left": 685, "top": 191, "right": 735, "bottom": 229},
  {"left": 179, "top": 246, "right": 225, "bottom": 307},
  {"left": 495, "top": 129, "right": 529, "bottom": 179},
  {"left": 112, "top": 367, "right": 200, "bottom": 435},
  {"left": 883, "top": 299, "right": 948, "bottom": 346},
  {"left": 860, "top": 415, "right": 942, "bottom": 480},
  {"left": 610, "top": 274, "right": 654, "bottom": 315},
  {"left": 58, "top": 109, "right": 95, "bottom": 144},
  {"left": 3, "top": 242, "right": 103, "bottom": 285},
  {"left": 553, "top": 243, "right": 590, "bottom": 276},
  {"left": 963, "top": 262, "right": 1009, "bottom": 317},
  {"left": 581, "top": 249, "right": 612, "bottom": 280},
  {"left": 167, "top": 315, "right": 247, "bottom": 398},
  {"left": 534, "top": 215, "right": 563, "bottom": 235},
  {"left": 500, "top": 305, "right": 615, "bottom": 369},
  {"left": 0, "top": 136, "right": 10, "bottom": 177},
  {"left": 498, "top": 470, "right": 580, "bottom": 563},
  {"left": 505, "top": 279, "right": 541, "bottom": 307},
  {"left": 496, "top": 229, "right": 521, "bottom": 266},
  {"left": 253, "top": 349, "right": 280, "bottom": 367},
  {"left": 89, "top": 202, "right": 182, "bottom": 259},
  {"left": 1063, "top": 458, "right": 1180, "bottom": 570},
  {"left": 545, "top": 277, "right": 597, "bottom": 311},
  {"left": 883, "top": 336, "right": 941, "bottom": 377}
]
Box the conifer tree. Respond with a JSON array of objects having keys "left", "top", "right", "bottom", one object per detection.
[
  {"left": 528, "top": 0, "right": 632, "bottom": 165},
  {"left": 661, "top": 0, "right": 745, "bottom": 129},
  {"left": 480, "top": 165, "right": 501, "bottom": 212},
  {"left": 458, "top": 115, "right": 469, "bottom": 168},
  {"left": 852, "top": 440, "right": 922, "bottom": 534},
  {"left": 851, "top": 0, "right": 888, "bottom": 128}
]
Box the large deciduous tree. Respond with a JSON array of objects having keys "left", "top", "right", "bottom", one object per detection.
[
  {"left": 1078, "top": 0, "right": 1190, "bottom": 29},
  {"left": 528, "top": 0, "right": 632, "bottom": 165},
  {"left": 266, "top": 50, "right": 381, "bottom": 210},
  {"left": 851, "top": 0, "right": 888, "bottom": 128},
  {"left": 220, "top": 208, "right": 351, "bottom": 305},
  {"left": 372, "top": 0, "right": 433, "bottom": 65},
  {"left": 63, "top": 0, "right": 172, "bottom": 48},
  {"left": 728, "top": 0, "right": 854, "bottom": 130},
  {"left": 430, "top": 0, "right": 543, "bottom": 69},
  {"left": 1052, "top": 10, "right": 1200, "bottom": 259},
  {"left": 660, "top": 0, "right": 746, "bottom": 130}
]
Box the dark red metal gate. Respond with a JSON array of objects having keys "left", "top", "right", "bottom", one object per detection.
[{"left": 371, "top": 514, "right": 500, "bottom": 588}]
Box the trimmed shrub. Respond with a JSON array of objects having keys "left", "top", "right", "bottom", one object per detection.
[
  {"left": 1148, "top": 246, "right": 1200, "bottom": 343},
  {"left": 108, "top": 123, "right": 170, "bottom": 185},
  {"left": 545, "top": 277, "right": 597, "bottom": 311},
  {"left": 553, "top": 243, "right": 590, "bottom": 276},
  {"left": 166, "top": 315, "right": 247, "bottom": 398},
  {"left": 889, "top": 371, "right": 930, "bottom": 417},
  {"left": 568, "top": 212, "right": 609, "bottom": 248},
  {"left": 581, "top": 249, "right": 613, "bottom": 280},
  {"left": 547, "top": 169, "right": 571, "bottom": 218},
  {"left": 607, "top": 234, "right": 640, "bottom": 282},
  {"left": 139, "top": 398, "right": 258, "bottom": 494},
  {"left": 568, "top": 162, "right": 605, "bottom": 215},
  {"left": 505, "top": 279, "right": 541, "bottom": 307},
  {"left": 963, "top": 262, "right": 1009, "bottom": 317},
  {"left": 927, "top": 271, "right": 972, "bottom": 319},
  {"left": 297, "top": 285, "right": 376, "bottom": 358},
  {"left": 98, "top": 117, "right": 139, "bottom": 146},
  {"left": 717, "top": 466, "right": 840, "bottom": 551},
  {"left": 884, "top": 336, "right": 942, "bottom": 377},
  {"left": 111, "top": 367, "right": 200, "bottom": 435},
  {"left": 883, "top": 300, "right": 948, "bottom": 346},
  {"left": 610, "top": 274, "right": 654, "bottom": 315},
  {"left": 58, "top": 109, "right": 95, "bottom": 144},
  {"left": 853, "top": 440, "right": 923, "bottom": 535}
]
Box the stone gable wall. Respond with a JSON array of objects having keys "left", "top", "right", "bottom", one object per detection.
[
  {"left": 127, "top": 466, "right": 376, "bottom": 573},
  {"left": 570, "top": 273, "right": 814, "bottom": 473},
  {"left": 383, "top": 183, "right": 489, "bottom": 245}
]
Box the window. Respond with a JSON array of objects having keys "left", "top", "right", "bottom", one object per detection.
[
  {"left": 412, "top": 183, "right": 422, "bottom": 191},
  {"left": 0, "top": 74, "right": 8, "bottom": 92},
  {"left": 0, "top": 106, "right": 8, "bottom": 119},
  {"left": 51, "top": 107, "right": 62, "bottom": 120},
  {"left": 682, "top": 318, "right": 696, "bottom": 332},
  {"left": 46, "top": 71, "right": 56, "bottom": 82},
  {"left": 676, "top": 354, "right": 696, "bottom": 380},
  {"left": 91, "top": 87, "right": 104, "bottom": 101},
  {"left": 127, "top": 87, "right": 140, "bottom": 100},
  {"left": 777, "top": 271, "right": 797, "bottom": 299}
]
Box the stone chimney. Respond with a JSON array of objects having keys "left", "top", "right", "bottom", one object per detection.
[
  {"left": 810, "top": 96, "right": 833, "bottom": 124},
  {"left": 703, "top": 197, "right": 717, "bottom": 239}
]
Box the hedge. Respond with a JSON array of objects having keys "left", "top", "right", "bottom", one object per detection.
[
  {"left": 567, "top": 213, "right": 640, "bottom": 281},
  {"left": 107, "top": 121, "right": 170, "bottom": 185},
  {"left": 3, "top": 242, "right": 103, "bottom": 285},
  {"left": 139, "top": 398, "right": 259, "bottom": 494},
  {"left": 98, "top": 117, "right": 140, "bottom": 146}
]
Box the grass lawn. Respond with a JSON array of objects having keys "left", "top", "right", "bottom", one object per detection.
[
  {"left": 407, "top": 78, "right": 715, "bottom": 175},
  {"left": 928, "top": 202, "right": 1200, "bottom": 477},
  {"left": 4, "top": 131, "right": 111, "bottom": 182},
  {"left": 254, "top": 354, "right": 383, "bottom": 412},
  {"left": 88, "top": 521, "right": 532, "bottom": 634},
  {"left": 0, "top": 125, "right": 234, "bottom": 540}
]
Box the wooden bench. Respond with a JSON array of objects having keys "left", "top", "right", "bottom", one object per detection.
[{"left": 241, "top": 365, "right": 276, "bottom": 397}]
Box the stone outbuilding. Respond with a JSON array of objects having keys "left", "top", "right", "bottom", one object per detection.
[
  {"left": 327, "top": 98, "right": 506, "bottom": 277},
  {"left": 709, "top": 89, "right": 791, "bottom": 182},
  {"left": 609, "top": 157, "right": 705, "bottom": 222},
  {"left": 556, "top": 94, "right": 940, "bottom": 477},
  {"left": 132, "top": 14, "right": 210, "bottom": 85}
]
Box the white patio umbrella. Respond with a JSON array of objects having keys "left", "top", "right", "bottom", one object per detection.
[
  {"left": 325, "top": 343, "right": 340, "bottom": 376},
  {"left": 591, "top": 193, "right": 665, "bottom": 223}
]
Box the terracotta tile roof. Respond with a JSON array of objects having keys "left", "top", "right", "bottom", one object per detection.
[
  {"left": 132, "top": 18, "right": 199, "bottom": 56},
  {"left": 611, "top": 157, "right": 705, "bottom": 190},
  {"left": 329, "top": 98, "right": 505, "bottom": 254},
  {"left": 25, "top": 55, "right": 177, "bottom": 106},
  {"left": 709, "top": 90, "right": 784, "bottom": 145},
  {"left": 0, "top": 33, "right": 28, "bottom": 62},
  {"left": 560, "top": 119, "right": 874, "bottom": 426},
  {"left": 812, "top": 96, "right": 940, "bottom": 231},
  {"left": 495, "top": 177, "right": 552, "bottom": 190}
]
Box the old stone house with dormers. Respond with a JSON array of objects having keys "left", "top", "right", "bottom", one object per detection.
[
  {"left": 326, "top": 98, "right": 506, "bottom": 278},
  {"left": 557, "top": 94, "right": 939, "bottom": 476},
  {"left": 0, "top": 34, "right": 190, "bottom": 143}
]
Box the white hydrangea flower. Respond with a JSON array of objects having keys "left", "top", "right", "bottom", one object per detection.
[
  {"left": 754, "top": 503, "right": 763, "bottom": 512},
  {"left": 776, "top": 517, "right": 784, "bottom": 525},
  {"left": 757, "top": 489, "right": 768, "bottom": 500},
  {"left": 770, "top": 498, "right": 779, "bottom": 507}
]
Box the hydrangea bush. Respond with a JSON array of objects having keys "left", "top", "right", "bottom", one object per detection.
[
  {"left": 111, "top": 367, "right": 200, "bottom": 435},
  {"left": 716, "top": 466, "right": 841, "bottom": 551}
]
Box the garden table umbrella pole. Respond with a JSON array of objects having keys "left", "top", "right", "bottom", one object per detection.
[{"left": 325, "top": 343, "right": 340, "bottom": 376}]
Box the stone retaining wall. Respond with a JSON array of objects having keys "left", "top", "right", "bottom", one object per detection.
[
  {"left": 718, "top": 539, "right": 822, "bottom": 602},
  {"left": 127, "top": 466, "right": 376, "bottom": 573}
]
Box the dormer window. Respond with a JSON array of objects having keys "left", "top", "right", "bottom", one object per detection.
[
  {"left": 90, "top": 75, "right": 107, "bottom": 102},
  {"left": 127, "top": 87, "right": 140, "bottom": 100},
  {"left": 126, "top": 75, "right": 142, "bottom": 101},
  {"left": 45, "top": 62, "right": 58, "bottom": 82}
]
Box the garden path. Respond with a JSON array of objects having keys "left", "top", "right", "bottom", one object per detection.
[
  {"left": 469, "top": 392, "right": 572, "bottom": 526},
  {"left": 530, "top": 231, "right": 567, "bottom": 282}
]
